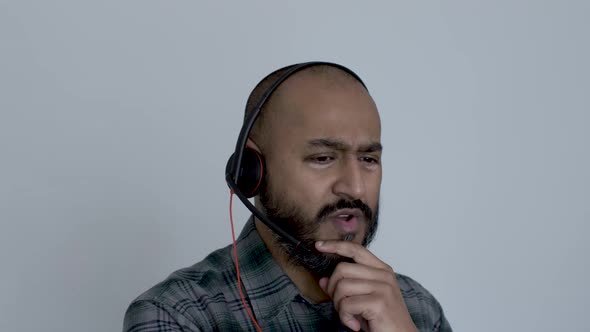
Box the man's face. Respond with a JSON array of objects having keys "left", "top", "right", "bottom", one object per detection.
[{"left": 257, "top": 72, "right": 383, "bottom": 276}]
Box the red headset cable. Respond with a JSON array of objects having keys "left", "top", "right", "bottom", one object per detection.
[{"left": 229, "top": 189, "right": 263, "bottom": 332}]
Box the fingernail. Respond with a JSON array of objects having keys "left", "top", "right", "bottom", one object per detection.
[{"left": 315, "top": 241, "right": 324, "bottom": 247}]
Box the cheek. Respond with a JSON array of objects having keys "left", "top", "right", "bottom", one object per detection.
[
  {"left": 272, "top": 165, "right": 331, "bottom": 215},
  {"left": 265, "top": 146, "right": 312, "bottom": 202},
  {"left": 367, "top": 171, "right": 382, "bottom": 205},
  {"left": 293, "top": 172, "right": 333, "bottom": 207}
]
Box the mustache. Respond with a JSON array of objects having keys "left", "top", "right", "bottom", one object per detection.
[{"left": 316, "top": 199, "right": 373, "bottom": 223}]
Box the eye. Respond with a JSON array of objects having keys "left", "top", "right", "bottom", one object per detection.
[
  {"left": 306, "top": 154, "right": 335, "bottom": 165},
  {"left": 362, "top": 157, "right": 378, "bottom": 163},
  {"left": 314, "top": 155, "right": 334, "bottom": 164},
  {"left": 360, "top": 155, "right": 380, "bottom": 166}
]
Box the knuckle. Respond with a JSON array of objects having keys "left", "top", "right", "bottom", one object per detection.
[
  {"left": 383, "top": 269, "right": 396, "bottom": 284},
  {"left": 384, "top": 263, "right": 394, "bottom": 273},
  {"left": 334, "top": 261, "right": 353, "bottom": 276},
  {"left": 333, "top": 263, "right": 345, "bottom": 277},
  {"left": 332, "top": 276, "right": 345, "bottom": 291}
]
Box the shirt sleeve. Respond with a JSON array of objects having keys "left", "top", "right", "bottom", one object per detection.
[
  {"left": 431, "top": 294, "right": 452, "bottom": 332},
  {"left": 395, "top": 273, "right": 453, "bottom": 332},
  {"left": 434, "top": 311, "right": 452, "bottom": 332},
  {"left": 123, "top": 300, "right": 201, "bottom": 332}
]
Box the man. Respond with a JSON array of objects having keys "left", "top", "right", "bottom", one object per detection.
[{"left": 124, "top": 63, "right": 452, "bottom": 331}]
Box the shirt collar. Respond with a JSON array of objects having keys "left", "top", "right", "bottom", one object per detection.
[{"left": 234, "top": 216, "right": 301, "bottom": 321}]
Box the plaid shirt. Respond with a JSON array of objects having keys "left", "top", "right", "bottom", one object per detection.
[{"left": 123, "top": 218, "right": 452, "bottom": 331}]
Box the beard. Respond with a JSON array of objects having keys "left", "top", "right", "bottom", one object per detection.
[{"left": 259, "top": 181, "right": 379, "bottom": 277}]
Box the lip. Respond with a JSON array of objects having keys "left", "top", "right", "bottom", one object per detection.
[{"left": 328, "top": 208, "right": 363, "bottom": 233}]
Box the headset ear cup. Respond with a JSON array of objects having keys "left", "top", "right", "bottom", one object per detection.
[{"left": 232, "top": 148, "right": 265, "bottom": 198}]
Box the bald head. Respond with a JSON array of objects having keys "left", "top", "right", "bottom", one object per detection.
[{"left": 245, "top": 65, "right": 370, "bottom": 153}]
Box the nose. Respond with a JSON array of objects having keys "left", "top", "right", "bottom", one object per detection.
[{"left": 332, "top": 155, "right": 366, "bottom": 201}]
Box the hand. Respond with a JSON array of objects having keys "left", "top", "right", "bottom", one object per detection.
[{"left": 315, "top": 240, "right": 418, "bottom": 332}]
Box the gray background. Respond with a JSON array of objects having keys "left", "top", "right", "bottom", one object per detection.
[{"left": 1, "top": 1, "right": 588, "bottom": 331}]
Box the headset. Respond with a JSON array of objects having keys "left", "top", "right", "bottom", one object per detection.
[{"left": 224, "top": 61, "right": 367, "bottom": 248}]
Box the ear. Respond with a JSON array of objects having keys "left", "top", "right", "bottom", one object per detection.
[
  {"left": 246, "top": 138, "right": 262, "bottom": 154},
  {"left": 237, "top": 138, "right": 266, "bottom": 198}
]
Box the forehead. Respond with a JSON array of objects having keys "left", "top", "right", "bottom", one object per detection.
[{"left": 265, "top": 72, "right": 381, "bottom": 148}]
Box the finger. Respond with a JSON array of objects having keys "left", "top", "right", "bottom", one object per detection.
[
  {"left": 326, "top": 262, "right": 394, "bottom": 297},
  {"left": 340, "top": 312, "right": 361, "bottom": 331},
  {"left": 331, "top": 278, "right": 381, "bottom": 312},
  {"left": 315, "top": 240, "right": 389, "bottom": 269},
  {"left": 337, "top": 294, "right": 378, "bottom": 327}
]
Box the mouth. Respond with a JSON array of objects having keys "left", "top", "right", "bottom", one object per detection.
[{"left": 329, "top": 209, "right": 362, "bottom": 233}]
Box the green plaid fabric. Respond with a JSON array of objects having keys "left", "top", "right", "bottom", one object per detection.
[{"left": 123, "top": 218, "right": 452, "bottom": 331}]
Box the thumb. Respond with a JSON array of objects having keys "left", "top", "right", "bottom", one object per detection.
[
  {"left": 340, "top": 312, "right": 361, "bottom": 331},
  {"left": 318, "top": 277, "right": 329, "bottom": 293}
]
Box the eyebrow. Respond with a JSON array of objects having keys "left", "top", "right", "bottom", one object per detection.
[{"left": 306, "top": 138, "right": 383, "bottom": 153}]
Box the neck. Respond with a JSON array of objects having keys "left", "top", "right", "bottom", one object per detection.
[{"left": 254, "top": 218, "right": 331, "bottom": 303}]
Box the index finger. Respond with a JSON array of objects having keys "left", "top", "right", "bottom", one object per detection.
[{"left": 315, "top": 240, "right": 389, "bottom": 270}]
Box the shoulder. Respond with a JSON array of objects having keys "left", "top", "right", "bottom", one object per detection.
[
  {"left": 395, "top": 273, "right": 440, "bottom": 309},
  {"left": 395, "top": 273, "right": 453, "bottom": 332},
  {"left": 134, "top": 244, "right": 235, "bottom": 304},
  {"left": 123, "top": 244, "right": 237, "bottom": 332}
]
